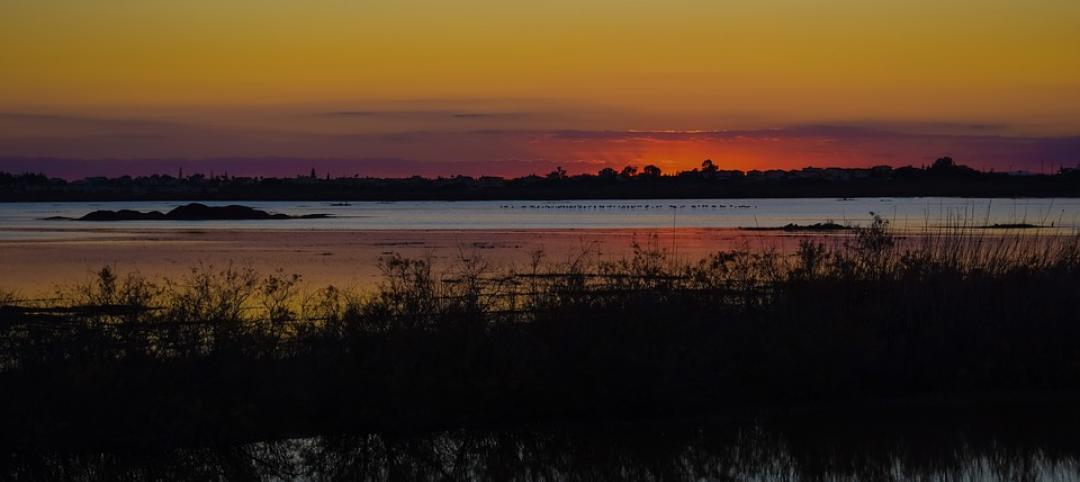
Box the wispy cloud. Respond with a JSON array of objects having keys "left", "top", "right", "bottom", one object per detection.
[
  {"left": 0, "top": 112, "right": 179, "bottom": 130},
  {"left": 451, "top": 112, "right": 527, "bottom": 119},
  {"left": 320, "top": 110, "right": 530, "bottom": 120},
  {"left": 321, "top": 111, "right": 380, "bottom": 117},
  {"left": 2, "top": 106, "right": 1078, "bottom": 177}
]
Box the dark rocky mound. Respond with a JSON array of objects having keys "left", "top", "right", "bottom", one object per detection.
[
  {"left": 68, "top": 203, "right": 330, "bottom": 221},
  {"left": 780, "top": 222, "right": 849, "bottom": 232},
  {"left": 742, "top": 222, "right": 850, "bottom": 232},
  {"left": 979, "top": 223, "right": 1042, "bottom": 229},
  {"left": 79, "top": 209, "right": 168, "bottom": 221}
]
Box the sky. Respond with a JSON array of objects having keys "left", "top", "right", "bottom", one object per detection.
[{"left": 1, "top": 0, "right": 1079, "bottom": 177}]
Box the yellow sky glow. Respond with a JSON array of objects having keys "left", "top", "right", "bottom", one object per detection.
[{"left": 2, "top": 1, "right": 1077, "bottom": 129}]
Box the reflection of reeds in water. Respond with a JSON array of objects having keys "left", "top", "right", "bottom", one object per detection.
[
  {"left": 2, "top": 218, "right": 1080, "bottom": 455},
  {"left": 7, "top": 409, "right": 1080, "bottom": 481}
]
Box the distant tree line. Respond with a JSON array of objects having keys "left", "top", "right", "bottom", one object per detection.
[{"left": 2, "top": 157, "right": 1079, "bottom": 201}]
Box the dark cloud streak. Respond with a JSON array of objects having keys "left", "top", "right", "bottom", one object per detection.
[{"left": 320, "top": 110, "right": 530, "bottom": 119}]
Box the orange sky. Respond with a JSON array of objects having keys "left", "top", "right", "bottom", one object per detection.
[{"left": 1, "top": 0, "right": 1078, "bottom": 175}]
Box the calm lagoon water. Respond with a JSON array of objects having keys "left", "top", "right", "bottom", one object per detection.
[{"left": 2, "top": 197, "right": 1079, "bottom": 240}]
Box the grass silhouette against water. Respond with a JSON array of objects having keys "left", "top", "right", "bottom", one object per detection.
[{"left": 2, "top": 217, "right": 1080, "bottom": 449}]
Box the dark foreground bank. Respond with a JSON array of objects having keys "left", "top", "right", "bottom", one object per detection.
[{"left": 2, "top": 220, "right": 1080, "bottom": 467}]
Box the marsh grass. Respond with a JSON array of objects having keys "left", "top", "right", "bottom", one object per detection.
[{"left": 2, "top": 219, "right": 1080, "bottom": 449}]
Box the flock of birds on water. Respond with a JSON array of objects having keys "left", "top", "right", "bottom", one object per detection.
[{"left": 499, "top": 204, "right": 755, "bottom": 210}]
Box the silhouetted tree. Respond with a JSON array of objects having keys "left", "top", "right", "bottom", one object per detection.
[
  {"left": 547, "top": 167, "right": 568, "bottom": 180},
  {"left": 931, "top": 157, "right": 955, "bottom": 171},
  {"left": 929, "top": 156, "right": 978, "bottom": 177},
  {"left": 700, "top": 159, "right": 719, "bottom": 179}
]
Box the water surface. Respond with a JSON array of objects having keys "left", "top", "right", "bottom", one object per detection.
[
  {"left": 2, "top": 197, "right": 1078, "bottom": 240},
  {"left": 7, "top": 408, "right": 1080, "bottom": 481}
]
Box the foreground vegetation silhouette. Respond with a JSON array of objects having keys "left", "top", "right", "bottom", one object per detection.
[{"left": 3, "top": 219, "right": 1080, "bottom": 465}]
